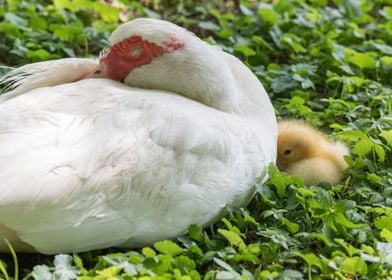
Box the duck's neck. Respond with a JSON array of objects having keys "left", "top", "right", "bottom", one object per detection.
[{"left": 124, "top": 45, "right": 273, "bottom": 120}]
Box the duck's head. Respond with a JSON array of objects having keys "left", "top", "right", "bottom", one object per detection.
[
  {"left": 94, "top": 18, "right": 191, "bottom": 81},
  {"left": 90, "top": 18, "right": 245, "bottom": 112},
  {"left": 277, "top": 120, "right": 320, "bottom": 170},
  {"left": 88, "top": 17, "right": 275, "bottom": 125}
]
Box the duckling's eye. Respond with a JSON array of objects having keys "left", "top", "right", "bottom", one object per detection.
[{"left": 284, "top": 149, "right": 292, "bottom": 156}]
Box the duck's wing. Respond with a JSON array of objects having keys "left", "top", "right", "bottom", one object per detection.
[
  {"left": 0, "top": 58, "right": 97, "bottom": 98},
  {"left": 0, "top": 79, "right": 275, "bottom": 254}
]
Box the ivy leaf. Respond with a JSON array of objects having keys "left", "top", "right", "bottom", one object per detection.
[
  {"left": 154, "top": 240, "right": 184, "bottom": 257},
  {"left": 268, "top": 164, "right": 287, "bottom": 198},
  {"left": 281, "top": 217, "right": 300, "bottom": 234},
  {"left": 295, "top": 252, "right": 323, "bottom": 269},
  {"left": 258, "top": 8, "right": 278, "bottom": 24},
  {"left": 31, "top": 265, "right": 52, "bottom": 280},
  {"left": 334, "top": 200, "right": 356, "bottom": 212},
  {"left": 213, "top": 257, "right": 242, "bottom": 278},
  {"left": 175, "top": 255, "right": 196, "bottom": 273},
  {"left": 339, "top": 257, "right": 367, "bottom": 275},
  {"left": 375, "top": 215, "right": 392, "bottom": 231},
  {"left": 234, "top": 45, "right": 256, "bottom": 56},
  {"left": 142, "top": 247, "right": 156, "bottom": 258},
  {"left": 52, "top": 254, "right": 79, "bottom": 280},
  {"left": 372, "top": 43, "right": 392, "bottom": 55},
  {"left": 26, "top": 49, "right": 51, "bottom": 62},
  {"left": 380, "top": 229, "right": 392, "bottom": 242},
  {"left": 380, "top": 56, "right": 392, "bottom": 67},
  {"left": 187, "top": 224, "right": 203, "bottom": 241},
  {"left": 344, "top": 48, "right": 376, "bottom": 69},
  {"left": 374, "top": 144, "right": 385, "bottom": 162},
  {"left": 280, "top": 269, "right": 303, "bottom": 279},
  {"left": 4, "top": 12, "right": 27, "bottom": 26},
  {"left": 198, "top": 21, "right": 220, "bottom": 31},
  {"left": 93, "top": 3, "right": 119, "bottom": 22},
  {"left": 218, "top": 229, "right": 246, "bottom": 249},
  {"left": 271, "top": 74, "right": 298, "bottom": 93},
  {"left": 380, "top": 130, "right": 392, "bottom": 146},
  {"left": 352, "top": 138, "right": 373, "bottom": 155},
  {"left": 376, "top": 242, "right": 392, "bottom": 264},
  {"left": 96, "top": 266, "right": 122, "bottom": 277}
]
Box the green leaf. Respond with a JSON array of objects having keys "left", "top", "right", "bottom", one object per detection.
[
  {"left": 50, "top": 22, "right": 84, "bottom": 42},
  {"left": 367, "top": 173, "right": 382, "bottom": 184},
  {"left": 258, "top": 8, "right": 278, "bottom": 24},
  {"left": 344, "top": 49, "right": 376, "bottom": 69},
  {"left": 32, "top": 265, "right": 52, "bottom": 280},
  {"left": 334, "top": 212, "right": 364, "bottom": 229},
  {"left": 335, "top": 239, "right": 359, "bottom": 257},
  {"left": 380, "top": 229, "right": 392, "bottom": 242},
  {"left": 142, "top": 247, "right": 156, "bottom": 258},
  {"left": 376, "top": 242, "right": 392, "bottom": 264},
  {"left": 374, "top": 144, "right": 385, "bottom": 162},
  {"left": 295, "top": 252, "right": 323, "bottom": 269},
  {"left": 234, "top": 45, "right": 256, "bottom": 56},
  {"left": 52, "top": 255, "right": 79, "bottom": 280},
  {"left": 280, "top": 269, "right": 303, "bottom": 279},
  {"left": 281, "top": 217, "right": 300, "bottom": 234},
  {"left": 175, "top": 256, "right": 196, "bottom": 272},
  {"left": 93, "top": 3, "right": 119, "bottom": 22},
  {"left": 281, "top": 34, "right": 306, "bottom": 53},
  {"left": 213, "top": 258, "right": 241, "bottom": 278},
  {"left": 339, "top": 257, "right": 367, "bottom": 275},
  {"left": 334, "top": 200, "right": 356, "bottom": 212},
  {"left": 380, "top": 130, "right": 392, "bottom": 146},
  {"left": 26, "top": 49, "right": 51, "bottom": 61},
  {"left": 268, "top": 164, "right": 287, "bottom": 198},
  {"left": 375, "top": 215, "right": 392, "bottom": 231},
  {"left": 4, "top": 12, "right": 27, "bottom": 26},
  {"left": 373, "top": 43, "right": 392, "bottom": 55},
  {"left": 218, "top": 229, "right": 246, "bottom": 249},
  {"left": 188, "top": 224, "right": 203, "bottom": 241},
  {"left": 96, "top": 266, "right": 122, "bottom": 277},
  {"left": 387, "top": 20, "right": 392, "bottom": 35},
  {"left": 143, "top": 7, "right": 161, "bottom": 19},
  {"left": 352, "top": 138, "right": 373, "bottom": 155},
  {"left": 380, "top": 56, "right": 392, "bottom": 67},
  {"left": 154, "top": 240, "right": 184, "bottom": 257},
  {"left": 198, "top": 21, "right": 220, "bottom": 31},
  {"left": 29, "top": 16, "right": 47, "bottom": 29}
]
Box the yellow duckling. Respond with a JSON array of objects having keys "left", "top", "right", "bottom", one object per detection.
[{"left": 277, "top": 120, "right": 349, "bottom": 185}]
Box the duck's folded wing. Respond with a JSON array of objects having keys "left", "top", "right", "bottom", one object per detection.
[
  {"left": 0, "top": 79, "right": 273, "bottom": 253},
  {"left": 0, "top": 58, "right": 97, "bottom": 99}
]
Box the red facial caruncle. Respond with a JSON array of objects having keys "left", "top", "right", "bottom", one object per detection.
[{"left": 95, "top": 36, "right": 185, "bottom": 81}]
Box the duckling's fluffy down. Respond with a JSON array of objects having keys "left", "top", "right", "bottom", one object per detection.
[{"left": 277, "top": 120, "right": 349, "bottom": 185}]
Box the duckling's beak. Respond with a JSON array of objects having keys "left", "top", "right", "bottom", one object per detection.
[{"left": 276, "top": 160, "right": 286, "bottom": 171}]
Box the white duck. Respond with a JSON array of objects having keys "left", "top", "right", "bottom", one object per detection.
[{"left": 0, "top": 18, "right": 277, "bottom": 254}]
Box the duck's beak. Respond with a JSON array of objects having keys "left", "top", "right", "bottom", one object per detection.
[{"left": 81, "top": 61, "right": 109, "bottom": 80}]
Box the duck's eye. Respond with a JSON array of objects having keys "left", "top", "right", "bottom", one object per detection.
[
  {"left": 284, "top": 149, "right": 292, "bottom": 156},
  {"left": 128, "top": 46, "right": 143, "bottom": 58}
]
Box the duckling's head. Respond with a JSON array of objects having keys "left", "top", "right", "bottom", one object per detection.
[{"left": 277, "top": 120, "right": 322, "bottom": 170}]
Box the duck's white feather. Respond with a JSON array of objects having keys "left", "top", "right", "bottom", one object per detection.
[
  {"left": 0, "top": 58, "right": 97, "bottom": 99},
  {"left": 0, "top": 78, "right": 274, "bottom": 253},
  {"left": 0, "top": 18, "right": 276, "bottom": 254}
]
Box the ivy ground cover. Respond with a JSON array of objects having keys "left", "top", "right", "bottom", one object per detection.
[{"left": 0, "top": 0, "right": 391, "bottom": 279}]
